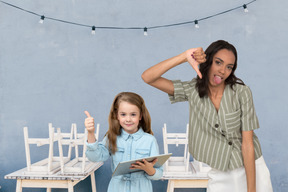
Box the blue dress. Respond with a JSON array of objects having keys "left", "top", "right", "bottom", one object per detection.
[{"left": 86, "top": 128, "right": 163, "bottom": 192}]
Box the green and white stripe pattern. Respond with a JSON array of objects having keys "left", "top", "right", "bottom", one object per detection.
[{"left": 169, "top": 78, "right": 262, "bottom": 171}]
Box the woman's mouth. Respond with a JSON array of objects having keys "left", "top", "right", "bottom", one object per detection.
[{"left": 214, "top": 75, "right": 223, "bottom": 84}]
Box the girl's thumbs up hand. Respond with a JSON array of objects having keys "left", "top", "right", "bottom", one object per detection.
[{"left": 84, "top": 111, "right": 95, "bottom": 133}]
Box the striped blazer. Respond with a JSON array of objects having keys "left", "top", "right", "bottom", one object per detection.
[{"left": 169, "top": 78, "right": 262, "bottom": 171}]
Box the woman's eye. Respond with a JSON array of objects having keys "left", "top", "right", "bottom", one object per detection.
[
  {"left": 227, "top": 66, "right": 233, "bottom": 70},
  {"left": 216, "top": 61, "right": 221, "bottom": 65}
]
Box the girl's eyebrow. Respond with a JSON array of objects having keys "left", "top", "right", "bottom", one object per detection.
[{"left": 119, "top": 111, "right": 138, "bottom": 113}]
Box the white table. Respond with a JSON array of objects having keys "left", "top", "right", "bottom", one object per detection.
[
  {"left": 162, "top": 172, "right": 209, "bottom": 192},
  {"left": 5, "top": 162, "right": 103, "bottom": 192}
]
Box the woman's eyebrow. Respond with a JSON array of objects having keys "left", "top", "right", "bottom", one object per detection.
[
  {"left": 215, "top": 57, "right": 224, "bottom": 62},
  {"left": 215, "top": 57, "right": 234, "bottom": 66}
]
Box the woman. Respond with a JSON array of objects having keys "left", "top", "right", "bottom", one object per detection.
[{"left": 141, "top": 40, "right": 273, "bottom": 192}]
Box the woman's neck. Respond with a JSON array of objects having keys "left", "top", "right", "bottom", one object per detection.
[
  {"left": 208, "top": 84, "right": 225, "bottom": 112},
  {"left": 208, "top": 84, "right": 225, "bottom": 99}
]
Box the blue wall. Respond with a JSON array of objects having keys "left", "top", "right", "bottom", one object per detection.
[{"left": 1, "top": 0, "right": 287, "bottom": 191}]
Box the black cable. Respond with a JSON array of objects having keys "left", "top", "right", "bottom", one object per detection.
[{"left": 0, "top": 0, "right": 256, "bottom": 31}]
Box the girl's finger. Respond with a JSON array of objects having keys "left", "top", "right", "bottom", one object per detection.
[
  {"left": 84, "top": 111, "right": 91, "bottom": 117},
  {"left": 151, "top": 158, "right": 158, "bottom": 165},
  {"left": 85, "top": 119, "right": 94, "bottom": 124}
]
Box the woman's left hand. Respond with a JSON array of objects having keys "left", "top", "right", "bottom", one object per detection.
[
  {"left": 130, "top": 158, "right": 158, "bottom": 176},
  {"left": 185, "top": 47, "right": 206, "bottom": 79}
]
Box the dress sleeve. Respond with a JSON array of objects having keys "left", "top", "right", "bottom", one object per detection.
[
  {"left": 169, "top": 80, "right": 193, "bottom": 104},
  {"left": 239, "top": 86, "right": 260, "bottom": 131},
  {"left": 85, "top": 136, "right": 110, "bottom": 162},
  {"left": 145, "top": 137, "right": 163, "bottom": 180}
]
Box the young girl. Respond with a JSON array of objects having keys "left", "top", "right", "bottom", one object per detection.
[
  {"left": 85, "top": 92, "right": 163, "bottom": 192},
  {"left": 142, "top": 40, "right": 273, "bottom": 192}
]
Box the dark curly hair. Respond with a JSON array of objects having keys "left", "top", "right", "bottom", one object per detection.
[{"left": 196, "top": 40, "right": 245, "bottom": 98}]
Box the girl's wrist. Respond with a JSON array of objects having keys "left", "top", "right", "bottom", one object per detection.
[
  {"left": 87, "top": 127, "right": 95, "bottom": 133},
  {"left": 146, "top": 168, "right": 156, "bottom": 176}
]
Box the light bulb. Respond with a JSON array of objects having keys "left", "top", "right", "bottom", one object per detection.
[
  {"left": 144, "top": 27, "right": 148, "bottom": 36},
  {"left": 39, "top": 15, "right": 45, "bottom": 24},
  {"left": 91, "top": 26, "right": 96, "bottom": 35},
  {"left": 194, "top": 20, "right": 199, "bottom": 29},
  {"left": 243, "top": 4, "right": 249, "bottom": 13}
]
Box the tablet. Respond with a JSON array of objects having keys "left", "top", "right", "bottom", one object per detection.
[{"left": 112, "top": 153, "right": 172, "bottom": 176}]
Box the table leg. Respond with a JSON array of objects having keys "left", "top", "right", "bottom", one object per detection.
[
  {"left": 68, "top": 181, "right": 74, "bottom": 192},
  {"left": 46, "top": 188, "right": 52, "bottom": 192},
  {"left": 167, "top": 180, "right": 174, "bottom": 192},
  {"left": 16, "top": 180, "right": 22, "bottom": 192},
  {"left": 90, "top": 172, "right": 97, "bottom": 192}
]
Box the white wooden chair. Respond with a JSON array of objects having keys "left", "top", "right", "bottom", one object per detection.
[
  {"left": 162, "top": 123, "right": 209, "bottom": 192},
  {"left": 23, "top": 123, "right": 69, "bottom": 175},
  {"left": 192, "top": 159, "right": 211, "bottom": 174},
  {"left": 57, "top": 123, "right": 100, "bottom": 175},
  {"left": 162, "top": 123, "right": 193, "bottom": 175},
  {"left": 18, "top": 123, "right": 102, "bottom": 192}
]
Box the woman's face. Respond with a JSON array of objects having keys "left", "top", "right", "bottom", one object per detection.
[{"left": 208, "top": 49, "right": 236, "bottom": 87}]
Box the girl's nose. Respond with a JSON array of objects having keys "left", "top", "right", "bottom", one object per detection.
[{"left": 125, "top": 116, "right": 131, "bottom": 122}]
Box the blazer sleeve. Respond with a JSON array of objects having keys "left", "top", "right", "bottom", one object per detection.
[
  {"left": 169, "top": 79, "right": 195, "bottom": 104},
  {"left": 239, "top": 86, "right": 260, "bottom": 131}
]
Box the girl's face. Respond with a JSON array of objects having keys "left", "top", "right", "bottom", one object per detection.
[
  {"left": 208, "top": 49, "right": 235, "bottom": 87},
  {"left": 117, "top": 101, "right": 142, "bottom": 134}
]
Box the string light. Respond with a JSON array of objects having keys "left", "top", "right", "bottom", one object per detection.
[
  {"left": 243, "top": 4, "right": 249, "bottom": 12},
  {"left": 0, "top": 0, "right": 256, "bottom": 35},
  {"left": 194, "top": 20, "right": 199, "bottom": 29},
  {"left": 39, "top": 15, "right": 45, "bottom": 24},
  {"left": 144, "top": 27, "right": 148, "bottom": 36},
  {"left": 91, "top": 26, "right": 96, "bottom": 35}
]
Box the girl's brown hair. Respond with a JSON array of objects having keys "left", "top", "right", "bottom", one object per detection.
[{"left": 106, "top": 92, "right": 152, "bottom": 154}]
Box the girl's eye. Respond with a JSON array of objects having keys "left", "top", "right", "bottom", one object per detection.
[
  {"left": 120, "top": 114, "right": 126, "bottom": 117},
  {"left": 131, "top": 113, "right": 136, "bottom": 117}
]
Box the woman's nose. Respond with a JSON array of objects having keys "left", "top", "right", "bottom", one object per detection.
[{"left": 219, "top": 66, "right": 225, "bottom": 74}]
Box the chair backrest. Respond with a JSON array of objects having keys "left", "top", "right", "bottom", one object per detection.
[
  {"left": 57, "top": 123, "right": 100, "bottom": 175},
  {"left": 23, "top": 123, "right": 101, "bottom": 175},
  {"left": 162, "top": 123, "right": 191, "bottom": 173}
]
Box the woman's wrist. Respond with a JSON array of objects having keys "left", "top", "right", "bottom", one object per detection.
[{"left": 177, "top": 51, "right": 188, "bottom": 64}]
